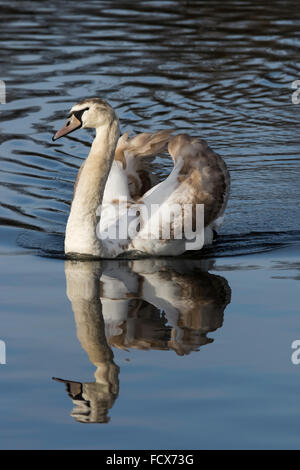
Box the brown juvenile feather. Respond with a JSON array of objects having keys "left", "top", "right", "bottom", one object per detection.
[
  {"left": 114, "top": 129, "right": 174, "bottom": 199},
  {"left": 168, "top": 134, "right": 230, "bottom": 226}
]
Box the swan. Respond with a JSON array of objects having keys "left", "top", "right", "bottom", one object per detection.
[{"left": 52, "top": 98, "right": 230, "bottom": 258}]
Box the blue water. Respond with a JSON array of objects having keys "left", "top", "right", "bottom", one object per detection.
[
  {"left": 0, "top": 0, "right": 300, "bottom": 449},
  {"left": 0, "top": 248, "right": 300, "bottom": 449}
]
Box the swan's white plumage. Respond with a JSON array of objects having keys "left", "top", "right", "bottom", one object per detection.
[
  {"left": 103, "top": 160, "right": 131, "bottom": 202},
  {"left": 53, "top": 98, "right": 230, "bottom": 258}
]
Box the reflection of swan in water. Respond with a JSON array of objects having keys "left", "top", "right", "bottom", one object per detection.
[
  {"left": 54, "top": 259, "right": 231, "bottom": 423},
  {"left": 101, "top": 259, "right": 231, "bottom": 355}
]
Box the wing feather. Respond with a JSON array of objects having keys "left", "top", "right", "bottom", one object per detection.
[{"left": 114, "top": 130, "right": 174, "bottom": 199}]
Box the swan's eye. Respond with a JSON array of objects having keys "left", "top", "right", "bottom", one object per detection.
[{"left": 73, "top": 107, "right": 90, "bottom": 122}]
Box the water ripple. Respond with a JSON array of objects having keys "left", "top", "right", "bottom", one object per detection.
[{"left": 0, "top": 0, "right": 299, "bottom": 256}]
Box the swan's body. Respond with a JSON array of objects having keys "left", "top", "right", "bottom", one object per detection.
[{"left": 53, "top": 98, "right": 230, "bottom": 258}]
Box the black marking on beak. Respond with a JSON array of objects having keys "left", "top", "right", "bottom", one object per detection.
[
  {"left": 52, "top": 107, "right": 90, "bottom": 142},
  {"left": 73, "top": 107, "right": 90, "bottom": 122}
]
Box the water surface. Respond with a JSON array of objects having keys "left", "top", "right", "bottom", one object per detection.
[
  {"left": 0, "top": 0, "right": 299, "bottom": 256},
  {"left": 0, "top": 0, "right": 300, "bottom": 449}
]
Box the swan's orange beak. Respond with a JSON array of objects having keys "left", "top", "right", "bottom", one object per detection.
[{"left": 52, "top": 114, "right": 82, "bottom": 141}]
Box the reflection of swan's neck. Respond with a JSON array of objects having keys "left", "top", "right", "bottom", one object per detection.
[
  {"left": 64, "top": 261, "right": 120, "bottom": 423},
  {"left": 65, "top": 261, "right": 119, "bottom": 384},
  {"left": 65, "top": 117, "right": 120, "bottom": 256}
]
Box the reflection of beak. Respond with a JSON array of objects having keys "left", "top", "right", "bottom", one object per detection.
[{"left": 52, "top": 114, "right": 82, "bottom": 141}]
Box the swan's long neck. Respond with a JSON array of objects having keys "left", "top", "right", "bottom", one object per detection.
[{"left": 65, "top": 117, "right": 120, "bottom": 257}]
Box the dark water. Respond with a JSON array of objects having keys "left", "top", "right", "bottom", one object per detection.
[
  {"left": 0, "top": 0, "right": 299, "bottom": 256},
  {"left": 0, "top": 0, "right": 300, "bottom": 449}
]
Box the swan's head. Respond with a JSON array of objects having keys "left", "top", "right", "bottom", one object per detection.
[{"left": 52, "top": 98, "right": 117, "bottom": 141}]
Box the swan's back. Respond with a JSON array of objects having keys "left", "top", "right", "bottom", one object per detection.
[
  {"left": 168, "top": 134, "right": 230, "bottom": 227},
  {"left": 101, "top": 131, "right": 230, "bottom": 256}
]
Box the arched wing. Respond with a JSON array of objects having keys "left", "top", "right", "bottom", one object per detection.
[{"left": 114, "top": 129, "right": 174, "bottom": 199}]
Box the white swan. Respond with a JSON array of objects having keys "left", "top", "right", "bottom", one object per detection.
[{"left": 52, "top": 98, "right": 230, "bottom": 258}]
